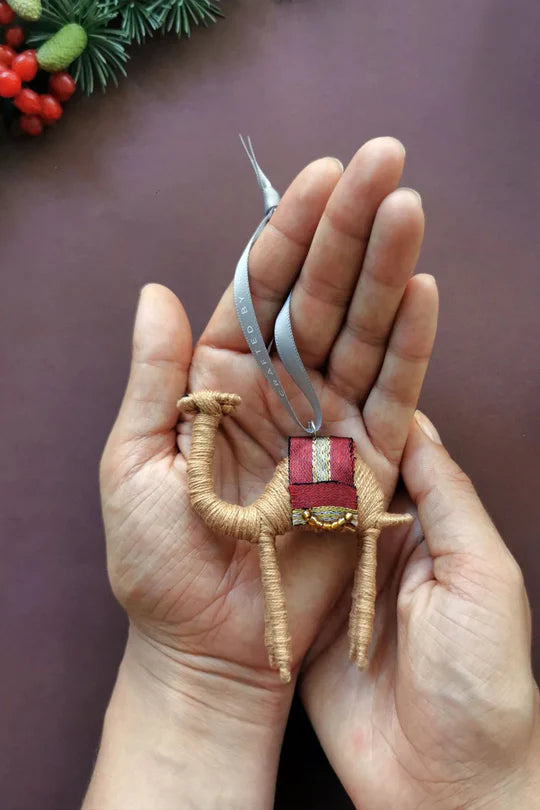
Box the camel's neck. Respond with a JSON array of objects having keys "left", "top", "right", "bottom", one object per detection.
[{"left": 187, "top": 411, "right": 260, "bottom": 541}]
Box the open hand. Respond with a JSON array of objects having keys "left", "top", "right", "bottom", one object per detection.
[
  {"left": 301, "top": 414, "right": 540, "bottom": 810},
  {"left": 100, "top": 138, "right": 437, "bottom": 696}
]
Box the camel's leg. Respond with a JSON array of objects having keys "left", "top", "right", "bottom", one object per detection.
[
  {"left": 263, "top": 613, "right": 277, "bottom": 670},
  {"left": 348, "top": 534, "right": 363, "bottom": 661},
  {"left": 349, "top": 527, "right": 379, "bottom": 669},
  {"left": 258, "top": 529, "right": 291, "bottom": 683}
]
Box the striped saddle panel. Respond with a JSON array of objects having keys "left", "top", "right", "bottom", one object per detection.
[{"left": 288, "top": 436, "right": 358, "bottom": 530}]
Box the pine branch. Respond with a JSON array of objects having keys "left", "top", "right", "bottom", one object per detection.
[
  {"left": 104, "top": 0, "right": 223, "bottom": 41},
  {"left": 153, "top": 0, "right": 223, "bottom": 38},
  {"left": 105, "top": 1, "right": 161, "bottom": 44},
  {"left": 27, "top": 0, "right": 224, "bottom": 95},
  {"left": 28, "top": 0, "right": 129, "bottom": 94}
]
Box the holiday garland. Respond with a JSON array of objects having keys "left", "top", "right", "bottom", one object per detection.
[{"left": 0, "top": 0, "right": 222, "bottom": 135}]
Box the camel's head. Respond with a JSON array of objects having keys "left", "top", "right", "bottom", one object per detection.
[{"left": 177, "top": 391, "right": 241, "bottom": 417}]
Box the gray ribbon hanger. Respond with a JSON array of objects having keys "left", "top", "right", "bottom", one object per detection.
[{"left": 233, "top": 136, "right": 322, "bottom": 435}]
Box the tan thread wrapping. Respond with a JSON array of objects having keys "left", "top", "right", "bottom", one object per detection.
[
  {"left": 258, "top": 527, "right": 291, "bottom": 683},
  {"left": 349, "top": 527, "right": 379, "bottom": 668},
  {"left": 177, "top": 391, "right": 412, "bottom": 683},
  {"left": 178, "top": 392, "right": 261, "bottom": 543}
]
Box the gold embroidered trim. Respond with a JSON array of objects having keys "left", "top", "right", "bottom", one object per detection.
[{"left": 292, "top": 505, "right": 358, "bottom": 530}]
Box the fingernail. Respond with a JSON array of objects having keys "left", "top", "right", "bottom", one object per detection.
[
  {"left": 326, "top": 157, "right": 344, "bottom": 172},
  {"left": 139, "top": 283, "right": 154, "bottom": 301},
  {"left": 389, "top": 136, "right": 406, "bottom": 156},
  {"left": 414, "top": 410, "right": 441, "bottom": 444},
  {"left": 134, "top": 284, "right": 154, "bottom": 326},
  {"left": 402, "top": 187, "right": 422, "bottom": 205}
]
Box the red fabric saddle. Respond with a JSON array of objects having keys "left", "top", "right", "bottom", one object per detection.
[{"left": 288, "top": 436, "right": 358, "bottom": 530}]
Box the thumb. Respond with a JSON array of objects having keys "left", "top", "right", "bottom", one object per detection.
[
  {"left": 402, "top": 412, "right": 514, "bottom": 570},
  {"left": 106, "top": 284, "right": 192, "bottom": 466}
]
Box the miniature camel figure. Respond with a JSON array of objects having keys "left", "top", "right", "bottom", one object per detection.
[{"left": 178, "top": 390, "right": 412, "bottom": 683}]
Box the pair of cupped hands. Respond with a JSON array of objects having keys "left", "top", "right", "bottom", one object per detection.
[{"left": 84, "top": 139, "right": 539, "bottom": 810}]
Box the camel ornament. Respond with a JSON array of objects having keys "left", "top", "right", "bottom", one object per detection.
[
  {"left": 177, "top": 139, "right": 413, "bottom": 683},
  {"left": 178, "top": 391, "right": 412, "bottom": 683}
]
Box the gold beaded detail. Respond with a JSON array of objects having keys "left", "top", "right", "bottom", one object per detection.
[{"left": 302, "top": 509, "right": 355, "bottom": 531}]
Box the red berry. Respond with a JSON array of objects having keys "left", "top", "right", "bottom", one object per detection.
[
  {"left": 0, "top": 2, "right": 14, "bottom": 25},
  {"left": 19, "top": 113, "right": 43, "bottom": 136},
  {"left": 48, "top": 71, "right": 76, "bottom": 102},
  {"left": 12, "top": 49, "right": 37, "bottom": 81},
  {"left": 40, "top": 93, "right": 62, "bottom": 122},
  {"left": 0, "top": 44, "right": 14, "bottom": 66},
  {"left": 5, "top": 26, "right": 24, "bottom": 49},
  {"left": 14, "top": 87, "right": 40, "bottom": 114},
  {"left": 0, "top": 67, "right": 20, "bottom": 97}
]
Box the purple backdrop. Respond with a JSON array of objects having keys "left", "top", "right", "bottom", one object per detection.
[{"left": 1, "top": 1, "right": 539, "bottom": 807}]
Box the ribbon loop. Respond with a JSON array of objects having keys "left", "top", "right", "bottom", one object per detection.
[
  {"left": 233, "top": 137, "right": 323, "bottom": 435},
  {"left": 239, "top": 135, "right": 281, "bottom": 214}
]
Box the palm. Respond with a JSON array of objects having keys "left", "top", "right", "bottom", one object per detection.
[
  {"left": 302, "top": 495, "right": 534, "bottom": 809},
  {"left": 300, "top": 513, "right": 431, "bottom": 804},
  {"left": 101, "top": 138, "right": 437, "bottom": 687}
]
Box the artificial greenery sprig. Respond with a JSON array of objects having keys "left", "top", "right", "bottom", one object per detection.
[
  {"left": 28, "top": 0, "right": 223, "bottom": 95},
  {"left": 27, "top": 0, "right": 128, "bottom": 94},
  {"left": 154, "top": 0, "right": 222, "bottom": 38},
  {"left": 107, "top": 1, "right": 161, "bottom": 45},
  {"left": 110, "top": 0, "right": 222, "bottom": 43}
]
